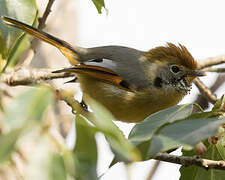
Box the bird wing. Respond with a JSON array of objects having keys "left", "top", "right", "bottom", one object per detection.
[{"left": 53, "top": 59, "right": 133, "bottom": 91}]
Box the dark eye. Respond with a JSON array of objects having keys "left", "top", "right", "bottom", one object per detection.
[{"left": 170, "top": 65, "right": 180, "bottom": 73}]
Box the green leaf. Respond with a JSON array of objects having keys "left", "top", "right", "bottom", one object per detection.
[
  {"left": 129, "top": 104, "right": 194, "bottom": 143},
  {"left": 49, "top": 154, "right": 67, "bottom": 180},
  {"left": 91, "top": 0, "right": 105, "bottom": 13},
  {"left": 87, "top": 97, "right": 140, "bottom": 163},
  {"left": 212, "top": 95, "right": 225, "bottom": 112},
  {"left": 148, "top": 117, "right": 225, "bottom": 157},
  {"left": 0, "top": 0, "right": 37, "bottom": 68},
  {"left": 0, "top": 128, "right": 22, "bottom": 163},
  {"left": 4, "top": 86, "right": 55, "bottom": 131},
  {"left": 6, "top": 13, "right": 38, "bottom": 68},
  {"left": 73, "top": 116, "right": 98, "bottom": 180},
  {"left": 216, "top": 136, "right": 225, "bottom": 160},
  {"left": 180, "top": 141, "right": 225, "bottom": 180}
]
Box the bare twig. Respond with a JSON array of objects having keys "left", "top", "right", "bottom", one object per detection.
[
  {"left": 0, "top": 68, "right": 73, "bottom": 86},
  {"left": 194, "top": 78, "right": 218, "bottom": 104},
  {"left": 38, "top": 0, "right": 55, "bottom": 30},
  {"left": 203, "top": 67, "right": 225, "bottom": 73},
  {"left": 194, "top": 74, "right": 225, "bottom": 110},
  {"left": 146, "top": 160, "right": 160, "bottom": 180},
  {"left": 154, "top": 153, "right": 225, "bottom": 170},
  {"left": 18, "top": 0, "right": 56, "bottom": 68},
  {"left": 198, "top": 55, "right": 225, "bottom": 69}
]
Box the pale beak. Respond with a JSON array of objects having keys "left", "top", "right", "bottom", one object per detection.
[{"left": 186, "top": 70, "right": 206, "bottom": 77}]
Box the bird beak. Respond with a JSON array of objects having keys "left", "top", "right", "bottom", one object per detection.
[{"left": 186, "top": 70, "right": 206, "bottom": 77}]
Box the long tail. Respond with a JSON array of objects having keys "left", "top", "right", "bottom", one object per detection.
[{"left": 1, "top": 16, "right": 80, "bottom": 65}]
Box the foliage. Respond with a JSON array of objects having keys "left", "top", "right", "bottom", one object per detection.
[
  {"left": 0, "top": 0, "right": 37, "bottom": 72},
  {"left": 0, "top": 0, "right": 225, "bottom": 180},
  {"left": 180, "top": 140, "right": 225, "bottom": 180},
  {"left": 91, "top": 0, "right": 106, "bottom": 14}
]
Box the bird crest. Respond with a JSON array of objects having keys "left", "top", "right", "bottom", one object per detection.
[{"left": 146, "top": 43, "right": 198, "bottom": 70}]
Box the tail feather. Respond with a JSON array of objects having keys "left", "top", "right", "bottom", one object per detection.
[{"left": 1, "top": 16, "right": 79, "bottom": 65}]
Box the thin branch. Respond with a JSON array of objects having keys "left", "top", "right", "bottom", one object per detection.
[
  {"left": 0, "top": 68, "right": 73, "bottom": 86},
  {"left": 146, "top": 160, "right": 160, "bottom": 180},
  {"left": 194, "top": 78, "right": 218, "bottom": 104},
  {"left": 198, "top": 55, "right": 225, "bottom": 69},
  {"left": 18, "top": 0, "right": 56, "bottom": 68},
  {"left": 194, "top": 74, "right": 225, "bottom": 110},
  {"left": 38, "top": 0, "right": 55, "bottom": 30},
  {"left": 202, "top": 67, "right": 225, "bottom": 73},
  {"left": 154, "top": 153, "right": 225, "bottom": 170},
  {"left": 57, "top": 89, "right": 94, "bottom": 123}
]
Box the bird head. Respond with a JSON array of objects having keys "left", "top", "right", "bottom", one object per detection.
[{"left": 145, "top": 43, "right": 205, "bottom": 94}]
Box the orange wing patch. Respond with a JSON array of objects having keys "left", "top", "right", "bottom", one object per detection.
[{"left": 53, "top": 64, "right": 132, "bottom": 91}]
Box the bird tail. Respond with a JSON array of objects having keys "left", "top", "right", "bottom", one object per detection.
[{"left": 1, "top": 16, "right": 80, "bottom": 65}]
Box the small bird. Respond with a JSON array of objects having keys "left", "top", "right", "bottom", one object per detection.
[{"left": 2, "top": 16, "right": 205, "bottom": 123}]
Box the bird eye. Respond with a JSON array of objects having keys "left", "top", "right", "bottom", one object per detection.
[{"left": 170, "top": 65, "right": 180, "bottom": 73}]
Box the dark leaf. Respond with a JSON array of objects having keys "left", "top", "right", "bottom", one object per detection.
[
  {"left": 148, "top": 117, "right": 225, "bottom": 157},
  {"left": 129, "top": 104, "right": 193, "bottom": 144}
]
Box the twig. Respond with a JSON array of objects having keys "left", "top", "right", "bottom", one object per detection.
[
  {"left": 202, "top": 67, "right": 225, "bottom": 73},
  {"left": 198, "top": 55, "right": 225, "bottom": 69},
  {"left": 154, "top": 153, "right": 225, "bottom": 170},
  {"left": 18, "top": 0, "right": 56, "bottom": 68},
  {"left": 194, "top": 74, "right": 225, "bottom": 110},
  {"left": 38, "top": 0, "right": 55, "bottom": 30},
  {"left": 0, "top": 68, "right": 73, "bottom": 86},
  {"left": 146, "top": 160, "right": 160, "bottom": 180},
  {"left": 57, "top": 89, "right": 94, "bottom": 123},
  {"left": 194, "top": 78, "right": 218, "bottom": 104}
]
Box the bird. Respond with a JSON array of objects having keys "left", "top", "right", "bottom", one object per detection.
[{"left": 1, "top": 16, "right": 205, "bottom": 123}]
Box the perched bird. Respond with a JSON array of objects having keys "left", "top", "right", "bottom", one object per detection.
[{"left": 2, "top": 16, "right": 205, "bottom": 123}]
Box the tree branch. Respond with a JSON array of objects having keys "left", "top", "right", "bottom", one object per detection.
[
  {"left": 154, "top": 153, "right": 225, "bottom": 170},
  {"left": 38, "top": 0, "right": 55, "bottom": 30},
  {"left": 202, "top": 67, "right": 225, "bottom": 73},
  {"left": 198, "top": 55, "right": 225, "bottom": 69},
  {"left": 194, "top": 74, "right": 225, "bottom": 110},
  {"left": 0, "top": 68, "right": 73, "bottom": 86},
  {"left": 194, "top": 78, "right": 218, "bottom": 104},
  {"left": 146, "top": 160, "right": 160, "bottom": 180}
]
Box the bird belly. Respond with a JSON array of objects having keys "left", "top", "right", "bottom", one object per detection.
[{"left": 78, "top": 75, "right": 185, "bottom": 123}]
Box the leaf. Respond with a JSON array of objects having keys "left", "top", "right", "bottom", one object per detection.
[
  {"left": 0, "top": 0, "right": 37, "bottom": 69},
  {"left": 0, "top": 129, "right": 22, "bottom": 163},
  {"left": 87, "top": 97, "right": 141, "bottom": 163},
  {"left": 4, "top": 86, "right": 55, "bottom": 131},
  {"left": 73, "top": 116, "right": 98, "bottom": 180},
  {"left": 180, "top": 141, "right": 225, "bottom": 180},
  {"left": 6, "top": 13, "right": 38, "bottom": 68},
  {"left": 216, "top": 136, "right": 225, "bottom": 160},
  {"left": 91, "top": 0, "right": 106, "bottom": 13},
  {"left": 212, "top": 95, "right": 225, "bottom": 111},
  {"left": 49, "top": 154, "right": 67, "bottom": 180},
  {"left": 129, "top": 104, "right": 194, "bottom": 143},
  {"left": 148, "top": 117, "right": 225, "bottom": 157}
]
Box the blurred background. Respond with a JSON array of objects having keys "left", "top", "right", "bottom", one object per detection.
[{"left": 32, "top": 0, "right": 225, "bottom": 179}]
